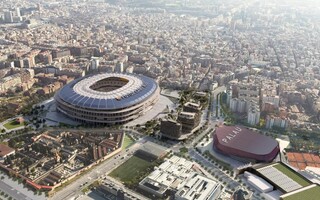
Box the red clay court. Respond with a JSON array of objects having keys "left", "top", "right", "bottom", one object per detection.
[{"left": 287, "top": 151, "right": 320, "bottom": 170}]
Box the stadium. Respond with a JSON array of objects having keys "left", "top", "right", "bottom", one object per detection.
[
  {"left": 55, "top": 73, "right": 160, "bottom": 125},
  {"left": 213, "top": 126, "right": 279, "bottom": 162}
]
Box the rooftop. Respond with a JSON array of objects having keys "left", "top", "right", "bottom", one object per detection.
[
  {"left": 176, "top": 173, "right": 220, "bottom": 200},
  {"left": 138, "top": 141, "right": 167, "bottom": 158},
  {"left": 179, "top": 112, "right": 196, "bottom": 118},
  {"left": 0, "top": 144, "right": 15, "bottom": 158},
  {"left": 256, "top": 163, "right": 310, "bottom": 193},
  {"left": 56, "top": 72, "right": 158, "bottom": 110},
  {"left": 280, "top": 184, "right": 320, "bottom": 200},
  {"left": 214, "top": 126, "right": 279, "bottom": 155}
]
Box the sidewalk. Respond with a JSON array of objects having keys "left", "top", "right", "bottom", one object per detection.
[{"left": 0, "top": 173, "right": 45, "bottom": 200}]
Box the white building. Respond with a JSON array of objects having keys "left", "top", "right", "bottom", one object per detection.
[
  {"left": 244, "top": 171, "right": 273, "bottom": 193},
  {"left": 90, "top": 57, "right": 100, "bottom": 70},
  {"left": 229, "top": 97, "right": 261, "bottom": 126},
  {"left": 229, "top": 98, "right": 249, "bottom": 113},
  {"left": 237, "top": 99, "right": 247, "bottom": 113},
  {"left": 262, "top": 94, "right": 280, "bottom": 110},
  {"left": 226, "top": 89, "right": 232, "bottom": 105},
  {"left": 175, "top": 174, "right": 222, "bottom": 200},
  {"left": 229, "top": 98, "right": 238, "bottom": 112},
  {"left": 139, "top": 156, "right": 221, "bottom": 199},
  {"left": 265, "top": 115, "right": 289, "bottom": 129},
  {"left": 4, "top": 11, "right": 13, "bottom": 23},
  {"left": 16, "top": 7, "right": 21, "bottom": 17},
  {"left": 126, "top": 66, "right": 134, "bottom": 73},
  {"left": 247, "top": 105, "right": 260, "bottom": 126},
  {"left": 114, "top": 62, "right": 124, "bottom": 73},
  {"left": 211, "top": 81, "right": 218, "bottom": 91}
]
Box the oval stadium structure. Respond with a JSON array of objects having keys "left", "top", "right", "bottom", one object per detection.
[
  {"left": 213, "top": 126, "right": 279, "bottom": 162},
  {"left": 55, "top": 73, "right": 160, "bottom": 125}
]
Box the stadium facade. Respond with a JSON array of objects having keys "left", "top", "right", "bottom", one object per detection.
[
  {"left": 55, "top": 73, "right": 160, "bottom": 125},
  {"left": 213, "top": 126, "right": 279, "bottom": 162}
]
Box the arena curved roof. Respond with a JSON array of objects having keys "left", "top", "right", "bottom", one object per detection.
[
  {"left": 213, "top": 126, "right": 279, "bottom": 162},
  {"left": 56, "top": 73, "right": 158, "bottom": 110}
]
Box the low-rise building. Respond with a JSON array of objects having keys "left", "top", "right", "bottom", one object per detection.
[
  {"left": 0, "top": 144, "right": 15, "bottom": 161},
  {"left": 135, "top": 141, "right": 167, "bottom": 161},
  {"left": 139, "top": 155, "right": 221, "bottom": 199},
  {"left": 175, "top": 173, "right": 222, "bottom": 200}
]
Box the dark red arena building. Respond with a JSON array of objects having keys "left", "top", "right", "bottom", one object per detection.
[{"left": 213, "top": 126, "right": 279, "bottom": 162}]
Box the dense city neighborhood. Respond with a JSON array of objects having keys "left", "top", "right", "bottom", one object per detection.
[{"left": 0, "top": 0, "right": 320, "bottom": 200}]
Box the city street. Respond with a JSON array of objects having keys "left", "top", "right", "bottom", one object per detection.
[
  {"left": 0, "top": 181, "right": 30, "bottom": 200},
  {"left": 0, "top": 173, "right": 45, "bottom": 200},
  {"left": 211, "top": 86, "right": 226, "bottom": 120},
  {"left": 37, "top": 86, "right": 245, "bottom": 200},
  {"left": 0, "top": 0, "right": 319, "bottom": 200}
]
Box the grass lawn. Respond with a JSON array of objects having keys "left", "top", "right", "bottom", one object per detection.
[
  {"left": 3, "top": 120, "right": 24, "bottom": 130},
  {"left": 122, "top": 135, "right": 134, "bottom": 150},
  {"left": 179, "top": 147, "right": 188, "bottom": 154},
  {"left": 274, "top": 163, "right": 310, "bottom": 187},
  {"left": 282, "top": 185, "right": 320, "bottom": 200},
  {"left": 109, "top": 155, "right": 153, "bottom": 184}
]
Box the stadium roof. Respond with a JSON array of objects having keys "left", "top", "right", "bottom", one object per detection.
[
  {"left": 255, "top": 163, "right": 311, "bottom": 193},
  {"left": 56, "top": 73, "right": 158, "bottom": 110},
  {"left": 214, "top": 126, "right": 279, "bottom": 156},
  {"left": 257, "top": 164, "right": 303, "bottom": 192}
]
